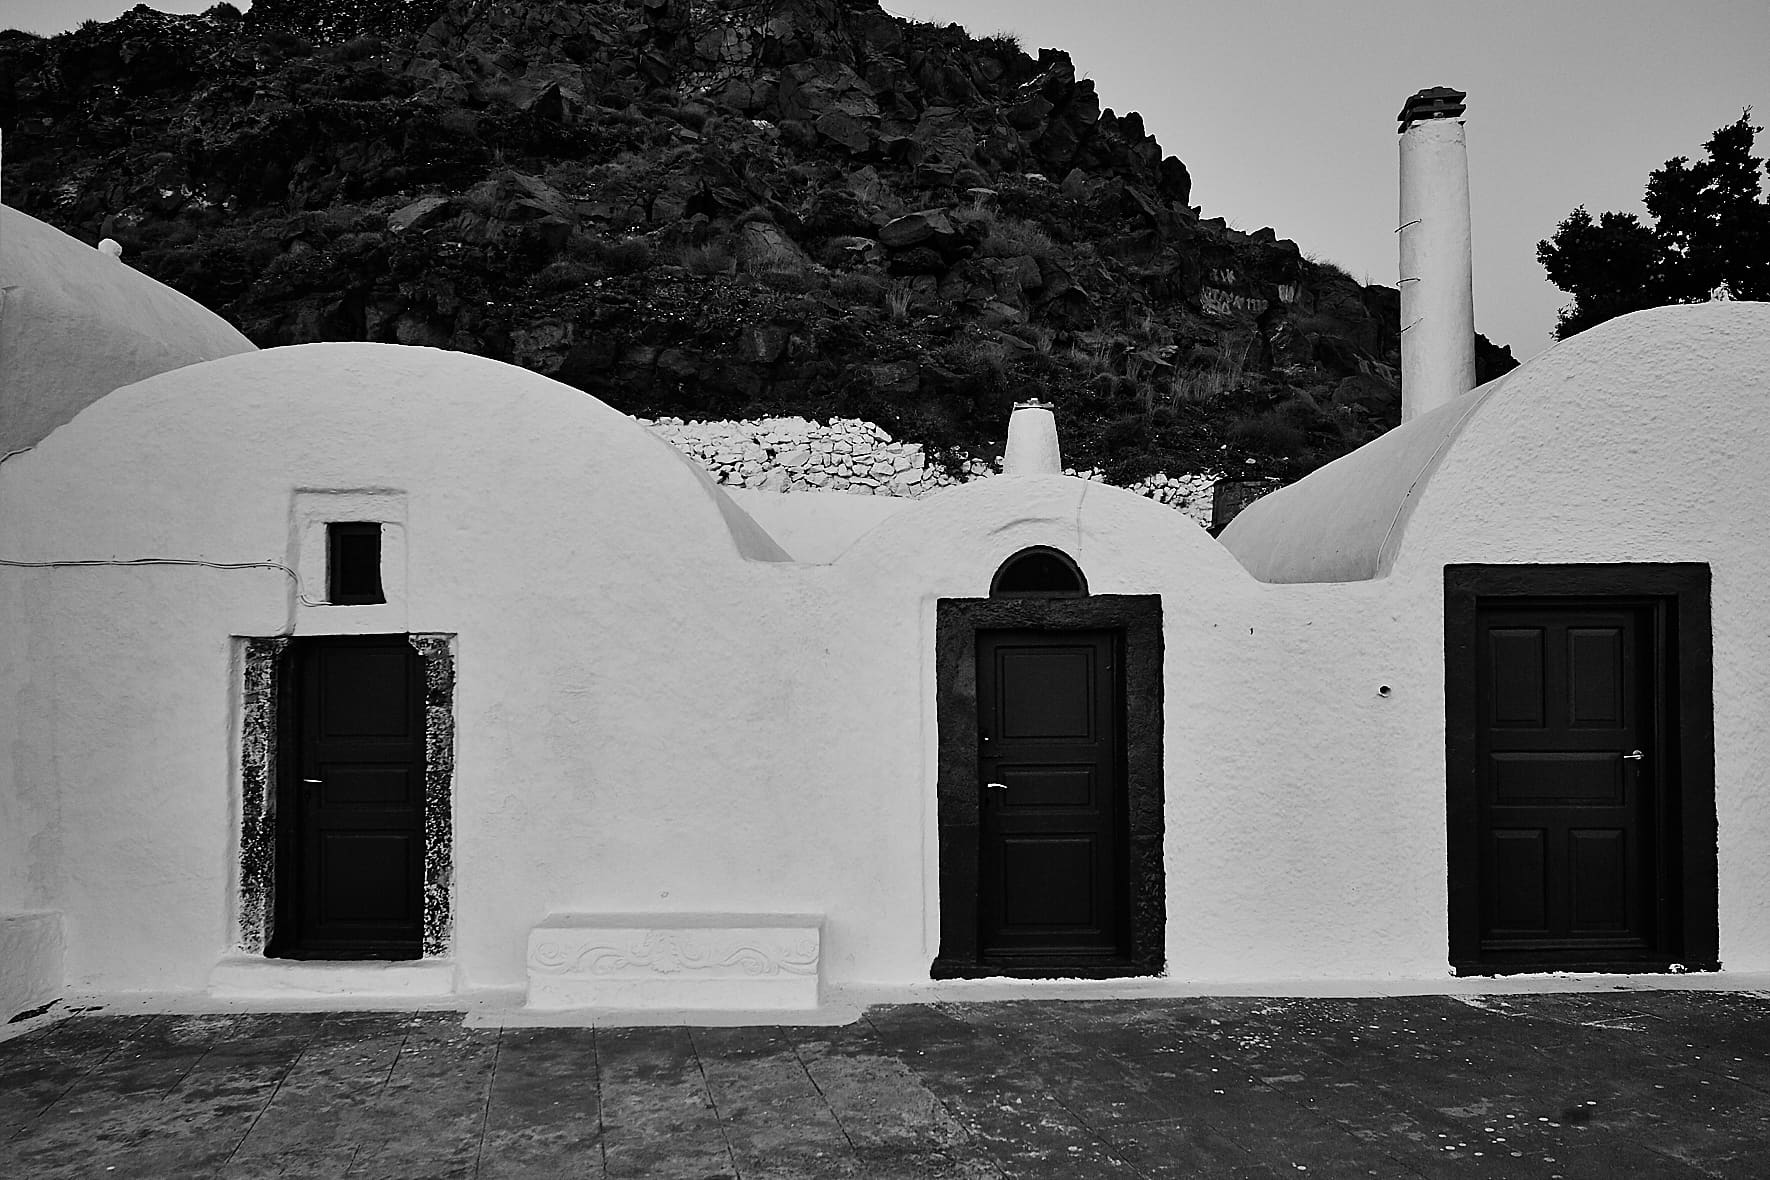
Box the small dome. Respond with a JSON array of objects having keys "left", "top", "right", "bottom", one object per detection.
[
  {"left": 1218, "top": 378, "right": 1504, "bottom": 583},
  {"left": 1, "top": 204, "right": 256, "bottom": 454}
]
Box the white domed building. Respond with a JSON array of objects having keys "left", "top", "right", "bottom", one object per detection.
[{"left": 3, "top": 189, "right": 1769, "bottom": 1021}]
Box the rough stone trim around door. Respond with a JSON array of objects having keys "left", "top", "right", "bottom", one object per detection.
[
  {"left": 236, "top": 634, "right": 457, "bottom": 959},
  {"left": 238, "top": 636, "right": 288, "bottom": 955},
  {"left": 408, "top": 634, "right": 457, "bottom": 958},
  {"left": 931, "top": 594, "right": 1165, "bottom": 978}
]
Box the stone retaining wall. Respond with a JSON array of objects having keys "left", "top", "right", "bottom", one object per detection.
[
  {"left": 642, "top": 416, "right": 970, "bottom": 497},
  {"left": 642, "top": 416, "right": 1222, "bottom": 529}
]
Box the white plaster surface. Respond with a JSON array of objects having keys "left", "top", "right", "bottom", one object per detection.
[
  {"left": 0, "top": 204, "right": 256, "bottom": 455},
  {"left": 722, "top": 486, "right": 913, "bottom": 563},
  {"left": 1398, "top": 117, "right": 1477, "bottom": 420},
  {"left": 208, "top": 956, "right": 456, "bottom": 1000},
  {"left": 0, "top": 911, "right": 63, "bottom": 1020},
  {"left": 3, "top": 306, "right": 1768, "bottom": 1003},
  {"left": 1001, "top": 403, "right": 1063, "bottom": 474}
]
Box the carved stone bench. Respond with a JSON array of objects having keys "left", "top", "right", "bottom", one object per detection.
[{"left": 525, "top": 913, "right": 822, "bottom": 1011}]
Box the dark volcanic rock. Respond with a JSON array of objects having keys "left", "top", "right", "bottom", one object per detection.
[{"left": 0, "top": 0, "right": 1514, "bottom": 482}]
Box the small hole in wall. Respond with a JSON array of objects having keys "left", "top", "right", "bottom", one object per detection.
[{"left": 1377, "top": 684, "right": 1393, "bottom": 698}]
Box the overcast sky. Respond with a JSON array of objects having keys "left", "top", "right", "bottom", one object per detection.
[{"left": 7, "top": 0, "right": 1766, "bottom": 358}]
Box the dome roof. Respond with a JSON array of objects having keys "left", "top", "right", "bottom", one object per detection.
[
  {"left": 1219, "top": 301, "right": 1770, "bottom": 583},
  {"left": 1217, "top": 376, "right": 1509, "bottom": 583},
  {"left": 1, "top": 204, "right": 256, "bottom": 455},
  {"left": 3, "top": 340, "right": 793, "bottom": 564}
]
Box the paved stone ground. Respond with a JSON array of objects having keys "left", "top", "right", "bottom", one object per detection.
[{"left": 4, "top": 990, "right": 1770, "bottom": 1178}]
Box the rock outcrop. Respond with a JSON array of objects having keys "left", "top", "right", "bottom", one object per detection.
[{"left": 0, "top": 0, "right": 1515, "bottom": 482}]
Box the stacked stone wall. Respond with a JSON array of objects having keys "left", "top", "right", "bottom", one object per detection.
[{"left": 642, "top": 416, "right": 1221, "bottom": 529}]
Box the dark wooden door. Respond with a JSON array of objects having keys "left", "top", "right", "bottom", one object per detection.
[
  {"left": 1470, "top": 602, "right": 1664, "bottom": 965},
  {"left": 274, "top": 636, "right": 425, "bottom": 960},
  {"left": 976, "top": 630, "right": 1126, "bottom": 962}
]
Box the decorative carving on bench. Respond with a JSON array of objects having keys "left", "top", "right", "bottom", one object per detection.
[
  {"left": 524, "top": 914, "right": 824, "bottom": 1010},
  {"left": 529, "top": 929, "right": 818, "bottom": 978}
]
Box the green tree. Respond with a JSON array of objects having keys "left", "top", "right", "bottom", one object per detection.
[{"left": 1538, "top": 111, "right": 1769, "bottom": 339}]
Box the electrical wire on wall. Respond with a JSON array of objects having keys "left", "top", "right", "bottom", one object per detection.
[{"left": 0, "top": 556, "right": 323, "bottom": 634}]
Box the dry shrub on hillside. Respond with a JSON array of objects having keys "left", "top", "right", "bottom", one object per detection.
[
  {"left": 1169, "top": 336, "right": 1252, "bottom": 403},
  {"left": 832, "top": 272, "right": 887, "bottom": 301},
  {"left": 675, "top": 241, "right": 735, "bottom": 275},
  {"left": 936, "top": 335, "right": 1011, "bottom": 375},
  {"left": 759, "top": 267, "right": 820, "bottom": 293},
  {"left": 884, "top": 279, "right": 914, "bottom": 321},
  {"left": 982, "top": 216, "right": 1058, "bottom": 260}
]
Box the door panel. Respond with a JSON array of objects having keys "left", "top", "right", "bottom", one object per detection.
[
  {"left": 1001, "top": 837, "right": 1098, "bottom": 927},
  {"left": 977, "top": 630, "right": 1125, "bottom": 960},
  {"left": 994, "top": 764, "right": 1096, "bottom": 808},
  {"left": 1567, "top": 627, "right": 1625, "bottom": 726},
  {"left": 276, "top": 636, "right": 426, "bottom": 960},
  {"left": 1568, "top": 830, "right": 1627, "bottom": 929},
  {"left": 1488, "top": 628, "right": 1546, "bottom": 725},
  {"left": 1490, "top": 829, "right": 1547, "bottom": 929},
  {"left": 1490, "top": 752, "right": 1619, "bottom": 803},
  {"left": 1473, "top": 604, "right": 1659, "bottom": 959},
  {"left": 999, "top": 649, "right": 1095, "bottom": 738},
  {"left": 317, "top": 764, "right": 417, "bottom": 807},
  {"left": 318, "top": 832, "right": 417, "bottom": 922}
]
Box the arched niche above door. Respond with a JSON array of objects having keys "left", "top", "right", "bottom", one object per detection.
[{"left": 990, "top": 546, "right": 1088, "bottom": 598}]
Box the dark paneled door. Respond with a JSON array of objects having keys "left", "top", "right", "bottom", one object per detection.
[
  {"left": 274, "top": 636, "right": 425, "bottom": 960},
  {"left": 1473, "top": 603, "right": 1664, "bottom": 963},
  {"left": 976, "top": 630, "right": 1126, "bottom": 962}
]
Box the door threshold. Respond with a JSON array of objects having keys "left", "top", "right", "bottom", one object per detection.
[
  {"left": 931, "top": 958, "right": 1158, "bottom": 981},
  {"left": 1453, "top": 959, "right": 1718, "bottom": 978},
  {"left": 208, "top": 955, "right": 456, "bottom": 1001}
]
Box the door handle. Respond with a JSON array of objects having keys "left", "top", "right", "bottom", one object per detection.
[
  {"left": 301, "top": 777, "right": 323, "bottom": 783},
  {"left": 985, "top": 782, "right": 1009, "bottom": 791},
  {"left": 1622, "top": 751, "right": 1644, "bottom": 761}
]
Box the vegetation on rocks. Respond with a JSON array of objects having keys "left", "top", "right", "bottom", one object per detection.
[{"left": 0, "top": 0, "right": 1514, "bottom": 482}]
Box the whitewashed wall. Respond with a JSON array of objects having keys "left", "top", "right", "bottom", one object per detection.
[
  {"left": 4, "top": 304, "right": 1767, "bottom": 999},
  {"left": 0, "top": 342, "right": 1385, "bottom": 993}
]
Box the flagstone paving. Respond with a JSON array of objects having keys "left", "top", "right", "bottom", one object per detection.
[{"left": 3, "top": 990, "right": 1770, "bottom": 1178}]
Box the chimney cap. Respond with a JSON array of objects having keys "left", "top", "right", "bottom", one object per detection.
[{"left": 1397, "top": 86, "right": 1466, "bottom": 133}]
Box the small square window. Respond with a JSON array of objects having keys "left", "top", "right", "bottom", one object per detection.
[{"left": 327, "top": 522, "right": 384, "bottom": 605}]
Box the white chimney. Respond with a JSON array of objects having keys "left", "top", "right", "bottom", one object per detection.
[
  {"left": 1001, "top": 399, "right": 1062, "bottom": 474},
  {"left": 1397, "top": 87, "right": 1477, "bottom": 421}
]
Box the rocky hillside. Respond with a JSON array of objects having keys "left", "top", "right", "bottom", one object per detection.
[{"left": 0, "top": 0, "right": 1513, "bottom": 482}]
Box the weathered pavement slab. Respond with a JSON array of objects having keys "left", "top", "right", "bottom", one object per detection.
[{"left": 4, "top": 992, "right": 1770, "bottom": 1177}]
